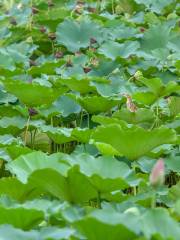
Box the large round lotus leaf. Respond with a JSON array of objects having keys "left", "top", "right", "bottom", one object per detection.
[
  {"left": 0, "top": 225, "right": 38, "bottom": 240},
  {"left": 0, "top": 134, "right": 21, "bottom": 146},
  {"left": 7, "top": 151, "right": 70, "bottom": 183},
  {"left": 56, "top": 18, "right": 103, "bottom": 52},
  {"left": 140, "top": 208, "right": 180, "bottom": 240},
  {"left": 98, "top": 40, "right": 140, "bottom": 60},
  {"left": 77, "top": 96, "right": 118, "bottom": 114},
  {"left": 0, "top": 225, "right": 74, "bottom": 240},
  {"left": 113, "top": 108, "right": 155, "bottom": 124},
  {"left": 91, "top": 124, "right": 177, "bottom": 160},
  {"left": 2, "top": 80, "right": 67, "bottom": 106},
  {"left": 67, "top": 153, "right": 139, "bottom": 192},
  {"left": 74, "top": 209, "right": 139, "bottom": 240},
  {"left": 0, "top": 177, "right": 41, "bottom": 202},
  {"left": 134, "top": 0, "right": 174, "bottom": 13},
  {"left": 28, "top": 167, "right": 97, "bottom": 203},
  {"left": 141, "top": 23, "right": 170, "bottom": 51},
  {"left": 0, "top": 206, "right": 44, "bottom": 230},
  {"left": 169, "top": 181, "right": 180, "bottom": 202}
]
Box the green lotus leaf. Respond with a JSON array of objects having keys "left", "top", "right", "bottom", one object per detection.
[
  {"left": 0, "top": 42, "right": 36, "bottom": 70},
  {"left": 77, "top": 96, "right": 118, "bottom": 114},
  {"left": 174, "top": 200, "right": 180, "bottom": 217},
  {"left": 113, "top": 108, "right": 155, "bottom": 124},
  {"left": 140, "top": 208, "right": 180, "bottom": 240},
  {"left": 28, "top": 168, "right": 71, "bottom": 201},
  {"left": 28, "top": 60, "right": 65, "bottom": 77},
  {"left": 95, "top": 142, "right": 121, "bottom": 156},
  {"left": 133, "top": 91, "right": 157, "bottom": 105},
  {"left": 53, "top": 95, "right": 81, "bottom": 117},
  {"left": 0, "top": 116, "right": 26, "bottom": 135},
  {"left": 141, "top": 23, "right": 171, "bottom": 51},
  {"left": 92, "top": 115, "right": 128, "bottom": 128},
  {"left": 0, "top": 105, "right": 20, "bottom": 118},
  {"left": 0, "top": 177, "right": 41, "bottom": 202},
  {"left": 0, "top": 116, "right": 43, "bottom": 135},
  {"left": 137, "top": 156, "right": 180, "bottom": 173},
  {"left": 0, "top": 0, "right": 179, "bottom": 236},
  {"left": 39, "top": 125, "right": 74, "bottom": 144},
  {"left": 168, "top": 96, "right": 180, "bottom": 116},
  {"left": 134, "top": 0, "right": 174, "bottom": 13},
  {"left": 74, "top": 209, "right": 139, "bottom": 240},
  {"left": 57, "top": 78, "right": 96, "bottom": 94},
  {"left": 89, "top": 59, "right": 119, "bottom": 77},
  {"left": 0, "top": 206, "right": 44, "bottom": 230},
  {"left": 38, "top": 94, "right": 81, "bottom": 118},
  {"left": 0, "top": 134, "right": 22, "bottom": 146},
  {"left": 91, "top": 124, "right": 177, "bottom": 160},
  {"left": 7, "top": 151, "right": 70, "bottom": 183},
  {"left": 72, "top": 128, "right": 93, "bottom": 143},
  {"left": 35, "top": 7, "right": 70, "bottom": 31},
  {"left": 139, "top": 77, "right": 179, "bottom": 98},
  {"left": 40, "top": 125, "right": 92, "bottom": 144},
  {"left": 0, "top": 225, "right": 38, "bottom": 240},
  {"left": 38, "top": 227, "right": 75, "bottom": 239},
  {"left": 56, "top": 18, "right": 103, "bottom": 52},
  {"left": 0, "top": 50, "right": 15, "bottom": 70},
  {"left": 67, "top": 153, "right": 139, "bottom": 192},
  {"left": 106, "top": 23, "right": 139, "bottom": 40},
  {"left": 0, "top": 27, "right": 11, "bottom": 39},
  {"left": 0, "top": 89, "right": 17, "bottom": 104},
  {"left": 0, "top": 225, "right": 75, "bottom": 240},
  {"left": 2, "top": 80, "right": 67, "bottom": 106},
  {"left": 169, "top": 181, "right": 180, "bottom": 202},
  {"left": 165, "top": 156, "right": 180, "bottom": 172},
  {"left": 98, "top": 40, "right": 140, "bottom": 60},
  {"left": 28, "top": 167, "right": 97, "bottom": 203},
  {"left": 6, "top": 145, "right": 33, "bottom": 159},
  {"left": 114, "top": 0, "right": 140, "bottom": 14}
]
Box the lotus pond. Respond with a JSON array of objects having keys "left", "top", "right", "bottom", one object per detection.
[{"left": 0, "top": 0, "right": 179, "bottom": 239}]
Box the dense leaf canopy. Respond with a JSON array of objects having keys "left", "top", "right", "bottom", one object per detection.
[{"left": 0, "top": 0, "right": 179, "bottom": 239}]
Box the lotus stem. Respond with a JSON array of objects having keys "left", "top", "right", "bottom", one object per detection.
[
  {"left": 151, "top": 192, "right": 156, "bottom": 208},
  {"left": 97, "top": 191, "right": 102, "bottom": 209},
  {"left": 24, "top": 116, "right": 31, "bottom": 146},
  {"left": 112, "top": 0, "right": 115, "bottom": 14}
]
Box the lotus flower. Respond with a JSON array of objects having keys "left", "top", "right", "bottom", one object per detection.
[{"left": 149, "top": 159, "right": 165, "bottom": 187}]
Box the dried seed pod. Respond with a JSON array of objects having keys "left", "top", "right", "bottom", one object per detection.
[
  {"left": 90, "top": 58, "right": 99, "bottom": 67},
  {"left": 87, "top": 7, "right": 96, "bottom": 13},
  {"left": 39, "top": 26, "right": 46, "bottom": 33},
  {"left": 29, "top": 60, "right": 37, "bottom": 67},
  {"left": 65, "top": 61, "right": 73, "bottom": 67},
  {"left": 10, "top": 18, "right": 17, "bottom": 25},
  {"left": 140, "top": 27, "right": 145, "bottom": 32},
  {"left": 75, "top": 51, "right": 82, "bottom": 56},
  {"left": 83, "top": 67, "right": 91, "bottom": 73},
  {"left": 48, "top": 33, "right": 56, "bottom": 40},
  {"left": 55, "top": 51, "right": 64, "bottom": 59},
  {"left": 77, "top": 0, "right": 84, "bottom": 4},
  {"left": 90, "top": 38, "right": 97, "bottom": 44},
  {"left": 32, "top": 7, "right": 39, "bottom": 14},
  {"left": 48, "top": 0, "right": 54, "bottom": 7},
  {"left": 75, "top": 3, "right": 84, "bottom": 14}
]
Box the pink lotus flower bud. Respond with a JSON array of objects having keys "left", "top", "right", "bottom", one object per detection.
[{"left": 149, "top": 159, "right": 165, "bottom": 187}]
